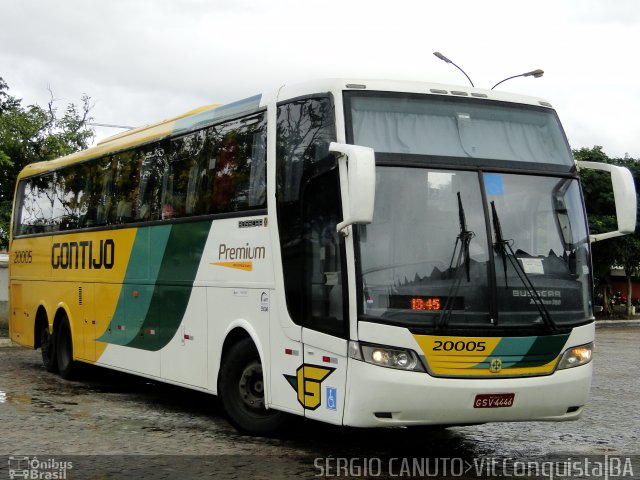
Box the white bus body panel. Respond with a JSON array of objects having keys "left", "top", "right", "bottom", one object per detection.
[
  {"left": 345, "top": 322, "right": 595, "bottom": 427},
  {"left": 96, "top": 215, "right": 277, "bottom": 395},
  {"left": 343, "top": 358, "right": 591, "bottom": 427}
]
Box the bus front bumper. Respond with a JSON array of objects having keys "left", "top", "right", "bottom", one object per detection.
[{"left": 342, "top": 359, "right": 592, "bottom": 427}]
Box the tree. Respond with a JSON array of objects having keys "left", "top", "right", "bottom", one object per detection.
[
  {"left": 617, "top": 235, "right": 640, "bottom": 315},
  {"left": 577, "top": 146, "right": 640, "bottom": 316},
  {"left": 0, "top": 78, "right": 94, "bottom": 249}
]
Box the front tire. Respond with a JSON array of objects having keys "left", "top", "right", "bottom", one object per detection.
[
  {"left": 55, "top": 316, "right": 79, "bottom": 380},
  {"left": 219, "top": 338, "right": 289, "bottom": 435}
]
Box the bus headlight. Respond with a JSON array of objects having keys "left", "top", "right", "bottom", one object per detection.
[
  {"left": 557, "top": 343, "right": 593, "bottom": 370},
  {"left": 349, "top": 341, "right": 425, "bottom": 372}
]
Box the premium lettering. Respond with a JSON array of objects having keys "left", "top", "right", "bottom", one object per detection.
[
  {"left": 218, "top": 243, "right": 265, "bottom": 261},
  {"left": 51, "top": 239, "right": 115, "bottom": 269}
]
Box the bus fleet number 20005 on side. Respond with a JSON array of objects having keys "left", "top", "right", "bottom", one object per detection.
[{"left": 9, "top": 79, "right": 636, "bottom": 434}]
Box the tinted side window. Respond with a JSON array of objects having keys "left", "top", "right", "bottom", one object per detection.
[
  {"left": 50, "top": 161, "right": 96, "bottom": 231},
  {"left": 205, "top": 114, "right": 267, "bottom": 213},
  {"left": 276, "top": 96, "right": 341, "bottom": 331},
  {"left": 170, "top": 129, "right": 208, "bottom": 217},
  {"left": 94, "top": 156, "right": 114, "bottom": 227},
  {"left": 16, "top": 175, "right": 54, "bottom": 235},
  {"left": 112, "top": 150, "right": 142, "bottom": 224},
  {"left": 168, "top": 113, "right": 267, "bottom": 217},
  {"left": 12, "top": 113, "right": 267, "bottom": 237},
  {"left": 74, "top": 161, "right": 99, "bottom": 228},
  {"left": 137, "top": 145, "right": 168, "bottom": 222},
  {"left": 276, "top": 98, "right": 336, "bottom": 203}
]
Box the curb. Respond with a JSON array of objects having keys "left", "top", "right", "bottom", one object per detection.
[{"left": 595, "top": 320, "right": 640, "bottom": 327}]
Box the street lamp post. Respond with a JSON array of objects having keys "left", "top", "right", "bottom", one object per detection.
[
  {"left": 433, "top": 51, "right": 475, "bottom": 87},
  {"left": 433, "top": 51, "right": 544, "bottom": 90},
  {"left": 491, "top": 69, "right": 544, "bottom": 90}
]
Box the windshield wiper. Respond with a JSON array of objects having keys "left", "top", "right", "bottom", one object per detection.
[
  {"left": 437, "top": 192, "right": 474, "bottom": 331},
  {"left": 490, "top": 201, "right": 557, "bottom": 332}
]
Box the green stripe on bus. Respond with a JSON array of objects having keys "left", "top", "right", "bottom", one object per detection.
[
  {"left": 97, "top": 225, "right": 172, "bottom": 345},
  {"left": 509, "top": 333, "right": 569, "bottom": 368},
  {"left": 125, "top": 220, "right": 212, "bottom": 351},
  {"left": 471, "top": 334, "right": 569, "bottom": 369},
  {"left": 469, "top": 336, "right": 534, "bottom": 369}
]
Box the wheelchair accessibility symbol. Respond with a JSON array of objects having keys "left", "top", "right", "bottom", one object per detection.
[{"left": 326, "top": 386, "right": 337, "bottom": 411}]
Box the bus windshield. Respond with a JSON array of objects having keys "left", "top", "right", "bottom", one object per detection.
[
  {"left": 358, "top": 168, "right": 591, "bottom": 328},
  {"left": 348, "top": 93, "right": 573, "bottom": 166},
  {"left": 350, "top": 93, "right": 591, "bottom": 329}
]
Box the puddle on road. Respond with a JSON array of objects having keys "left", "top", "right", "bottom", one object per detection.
[{"left": 0, "top": 389, "right": 74, "bottom": 413}]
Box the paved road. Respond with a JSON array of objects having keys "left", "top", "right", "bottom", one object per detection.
[{"left": 0, "top": 325, "right": 638, "bottom": 479}]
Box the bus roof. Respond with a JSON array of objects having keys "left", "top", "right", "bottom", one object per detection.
[
  {"left": 17, "top": 78, "right": 555, "bottom": 179},
  {"left": 272, "top": 78, "right": 554, "bottom": 109}
]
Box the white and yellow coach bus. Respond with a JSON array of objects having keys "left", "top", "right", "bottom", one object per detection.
[{"left": 8, "top": 79, "right": 636, "bottom": 434}]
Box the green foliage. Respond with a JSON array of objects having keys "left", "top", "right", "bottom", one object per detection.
[
  {"left": 0, "top": 77, "right": 94, "bottom": 249},
  {"left": 577, "top": 146, "right": 640, "bottom": 315}
]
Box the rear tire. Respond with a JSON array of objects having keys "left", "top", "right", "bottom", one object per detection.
[
  {"left": 40, "top": 323, "right": 57, "bottom": 373},
  {"left": 55, "top": 315, "right": 79, "bottom": 380},
  {"left": 219, "top": 338, "right": 289, "bottom": 435}
]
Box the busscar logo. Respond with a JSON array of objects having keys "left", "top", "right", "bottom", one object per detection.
[
  {"left": 238, "top": 219, "right": 263, "bottom": 228},
  {"left": 284, "top": 364, "right": 335, "bottom": 410},
  {"left": 512, "top": 290, "right": 561, "bottom": 298}
]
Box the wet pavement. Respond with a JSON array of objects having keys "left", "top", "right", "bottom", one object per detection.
[{"left": 0, "top": 324, "right": 638, "bottom": 479}]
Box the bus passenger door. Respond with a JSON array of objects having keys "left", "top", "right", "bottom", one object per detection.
[
  {"left": 299, "top": 169, "right": 349, "bottom": 425},
  {"left": 301, "top": 329, "right": 347, "bottom": 425}
]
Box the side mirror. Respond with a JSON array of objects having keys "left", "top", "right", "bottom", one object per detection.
[
  {"left": 329, "top": 142, "right": 376, "bottom": 234},
  {"left": 577, "top": 161, "right": 637, "bottom": 242}
]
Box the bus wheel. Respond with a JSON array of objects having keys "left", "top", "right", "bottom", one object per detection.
[
  {"left": 40, "top": 324, "right": 58, "bottom": 373},
  {"left": 219, "top": 338, "right": 288, "bottom": 435},
  {"left": 55, "top": 316, "right": 79, "bottom": 380}
]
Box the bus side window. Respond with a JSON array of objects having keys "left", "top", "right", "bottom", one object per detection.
[
  {"left": 51, "top": 162, "right": 96, "bottom": 231},
  {"left": 171, "top": 129, "right": 207, "bottom": 216},
  {"left": 95, "top": 157, "right": 114, "bottom": 227},
  {"left": 76, "top": 162, "right": 99, "bottom": 228},
  {"left": 112, "top": 150, "right": 142, "bottom": 224},
  {"left": 276, "top": 96, "right": 341, "bottom": 333},
  {"left": 185, "top": 164, "right": 200, "bottom": 215},
  {"left": 17, "top": 175, "right": 54, "bottom": 234},
  {"left": 248, "top": 120, "right": 267, "bottom": 208},
  {"left": 13, "top": 181, "right": 28, "bottom": 235},
  {"left": 198, "top": 113, "right": 267, "bottom": 215},
  {"left": 211, "top": 131, "right": 237, "bottom": 212},
  {"left": 137, "top": 147, "right": 166, "bottom": 222},
  {"left": 50, "top": 174, "right": 69, "bottom": 232},
  {"left": 163, "top": 144, "right": 198, "bottom": 220}
]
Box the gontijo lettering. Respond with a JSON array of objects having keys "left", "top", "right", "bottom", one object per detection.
[{"left": 51, "top": 239, "right": 115, "bottom": 269}]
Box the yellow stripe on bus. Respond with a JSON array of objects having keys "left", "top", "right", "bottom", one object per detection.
[{"left": 10, "top": 229, "right": 137, "bottom": 362}]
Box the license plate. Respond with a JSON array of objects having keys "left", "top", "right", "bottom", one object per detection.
[{"left": 474, "top": 393, "right": 515, "bottom": 408}]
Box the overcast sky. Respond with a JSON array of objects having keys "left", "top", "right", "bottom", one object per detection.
[{"left": 1, "top": 0, "right": 639, "bottom": 158}]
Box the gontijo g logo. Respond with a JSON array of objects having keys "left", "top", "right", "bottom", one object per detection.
[{"left": 284, "top": 365, "right": 335, "bottom": 410}]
